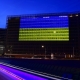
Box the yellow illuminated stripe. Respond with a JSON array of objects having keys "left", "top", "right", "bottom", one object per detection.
[{"left": 19, "top": 28, "right": 69, "bottom": 41}]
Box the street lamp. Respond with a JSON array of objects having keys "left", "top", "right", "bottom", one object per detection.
[
  {"left": 72, "top": 39, "right": 74, "bottom": 58},
  {"left": 42, "top": 45, "right": 46, "bottom": 59},
  {"left": 73, "top": 47, "right": 74, "bottom": 58},
  {"left": 42, "top": 45, "right": 44, "bottom": 48}
]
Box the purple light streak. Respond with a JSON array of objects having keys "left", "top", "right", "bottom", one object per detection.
[
  {"left": 0, "top": 64, "right": 48, "bottom": 80},
  {"left": 0, "top": 67, "right": 24, "bottom": 80}
]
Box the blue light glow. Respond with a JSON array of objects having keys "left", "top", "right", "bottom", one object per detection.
[{"left": 20, "top": 16, "right": 69, "bottom": 28}]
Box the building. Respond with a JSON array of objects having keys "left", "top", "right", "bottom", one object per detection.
[
  {"left": 0, "top": 28, "right": 6, "bottom": 56},
  {"left": 5, "top": 13, "right": 80, "bottom": 58}
]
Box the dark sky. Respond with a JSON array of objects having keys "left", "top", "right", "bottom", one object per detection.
[{"left": 0, "top": 0, "right": 80, "bottom": 28}]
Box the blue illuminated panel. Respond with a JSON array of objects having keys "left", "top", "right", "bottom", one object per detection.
[{"left": 20, "top": 16, "right": 69, "bottom": 28}]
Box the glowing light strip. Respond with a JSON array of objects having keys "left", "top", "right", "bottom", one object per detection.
[
  {"left": 0, "top": 63, "right": 48, "bottom": 80},
  {"left": 0, "top": 67, "right": 25, "bottom": 80},
  {"left": 59, "top": 16, "right": 68, "bottom": 17},
  {"left": 0, "top": 62, "right": 72, "bottom": 80}
]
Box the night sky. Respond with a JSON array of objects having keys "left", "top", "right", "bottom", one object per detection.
[{"left": 0, "top": 0, "right": 80, "bottom": 28}]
